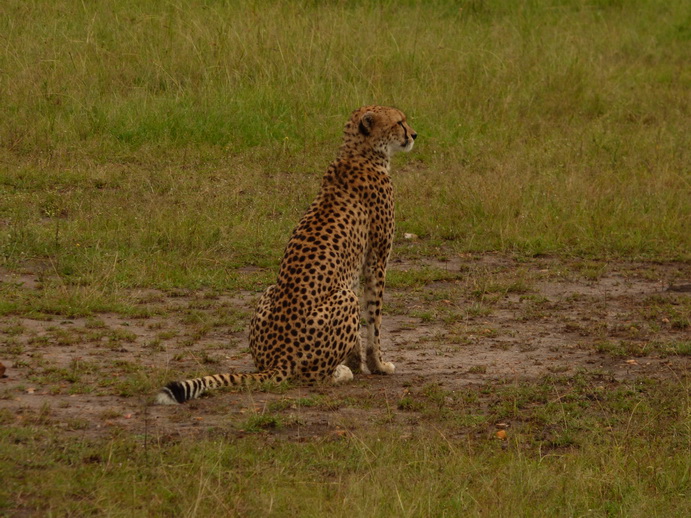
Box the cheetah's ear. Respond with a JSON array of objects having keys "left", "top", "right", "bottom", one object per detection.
[{"left": 358, "top": 111, "right": 375, "bottom": 136}]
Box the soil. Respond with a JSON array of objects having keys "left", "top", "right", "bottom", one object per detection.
[{"left": 1, "top": 254, "right": 689, "bottom": 441}]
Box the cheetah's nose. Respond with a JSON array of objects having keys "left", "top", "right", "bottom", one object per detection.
[{"left": 411, "top": 133, "right": 417, "bottom": 140}]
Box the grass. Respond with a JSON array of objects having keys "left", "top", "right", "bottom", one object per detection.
[
  {"left": 1, "top": 0, "right": 690, "bottom": 515},
  {"left": 1, "top": 375, "right": 689, "bottom": 516},
  {"left": 1, "top": 0, "right": 689, "bottom": 294}
]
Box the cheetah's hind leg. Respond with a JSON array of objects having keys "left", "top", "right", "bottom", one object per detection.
[{"left": 344, "top": 334, "right": 364, "bottom": 373}]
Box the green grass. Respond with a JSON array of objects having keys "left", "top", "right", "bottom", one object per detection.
[
  {"left": 1, "top": 0, "right": 689, "bottom": 293},
  {"left": 1, "top": 375, "right": 689, "bottom": 516}
]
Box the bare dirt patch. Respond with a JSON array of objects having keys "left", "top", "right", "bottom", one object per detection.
[{"left": 1, "top": 254, "right": 689, "bottom": 441}]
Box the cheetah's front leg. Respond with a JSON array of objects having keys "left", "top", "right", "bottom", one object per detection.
[{"left": 362, "top": 259, "right": 395, "bottom": 375}]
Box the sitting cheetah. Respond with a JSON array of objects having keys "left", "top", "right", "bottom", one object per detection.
[{"left": 156, "top": 105, "right": 416, "bottom": 404}]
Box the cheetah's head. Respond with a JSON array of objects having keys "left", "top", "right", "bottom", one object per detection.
[{"left": 344, "top": 106, "right": 417, "bottom": 157}]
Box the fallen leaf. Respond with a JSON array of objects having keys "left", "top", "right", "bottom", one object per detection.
[
  {"left": 625, "top": 359, "right": 639, "bottom": 365},
  {"left": 495, "top": 430, "right": 507, "bottom": 440},
  {"left": 26, "top": 387, "right": 35, "bottom": 394}
]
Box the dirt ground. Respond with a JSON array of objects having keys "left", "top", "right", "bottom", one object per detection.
[{"left": 1, "top": 254, "right": 689, "bottom": 441}]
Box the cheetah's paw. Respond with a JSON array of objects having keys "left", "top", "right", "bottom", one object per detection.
[
  {"left": 332, "top": 364, "right": 354, "bottom": 384},
  {"left": 380, "top": 361, "right": 396, "bottom": 375}
]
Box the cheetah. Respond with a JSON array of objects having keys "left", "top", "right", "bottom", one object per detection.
[{"left": 156, "top": 106, "right": 416, "bottom": 404}]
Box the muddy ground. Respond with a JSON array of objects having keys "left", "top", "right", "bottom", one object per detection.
[{"left": 1, "top": 254, "right": 689, "bottom": 441}]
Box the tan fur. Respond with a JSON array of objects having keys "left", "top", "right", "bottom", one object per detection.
[{"left": 157, "top": 106, "right": 416, "bottom": 404}]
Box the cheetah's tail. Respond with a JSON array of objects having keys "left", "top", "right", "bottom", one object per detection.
[{"left": 155, "top": 368, "right": 287, "bottom": 405}]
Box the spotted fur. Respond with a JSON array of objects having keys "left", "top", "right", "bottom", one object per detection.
[{"left": 157, "top": 106, "right": 416, "bottom": 404}]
